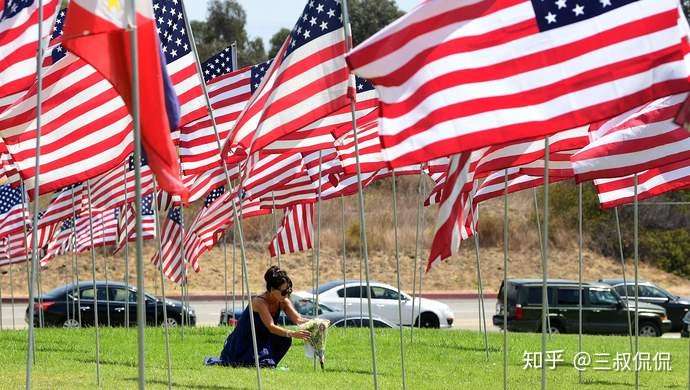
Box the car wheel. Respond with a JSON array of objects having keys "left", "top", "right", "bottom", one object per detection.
[
  {"left": 638, "top": 322, "right": 660, "bottom": 337},
  {"left": 548, "top": 324, "right": 562, "bottom": 334},
  {"left": 417, "top": 312, "right": 440, "bottom": 328},
  {"left": 63, "top": 319, "right": 80, "bottom": 329},
  {"left": 162, "top": 317, "right": 178, "bottom": 328}
]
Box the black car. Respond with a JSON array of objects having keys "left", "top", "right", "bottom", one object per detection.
[
  {"left": 598, "top": 279, "right": 690, "bottom": 331},
  {"left": 26, "top": 281, "right": 196, "bottom": 327},
  {"left": 493, "top": 279, "right": 671, "bottom": 337},
  {"left": 219, "top": 294, "right": 338, "bottom": 326}
]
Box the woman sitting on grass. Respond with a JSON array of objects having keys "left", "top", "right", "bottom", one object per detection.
[{"left": 205, "top": 266, "right": 311, "bottom": 368}]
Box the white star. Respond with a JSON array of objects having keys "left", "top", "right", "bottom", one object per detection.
[
  {"left": 555, "top": 0, "right": 567, "bottom": 9},
  {"left": 183, "top": 43, "right": 188, "bottom": 51},
  {"left": 599, "top": 0, "right": 611, "bottom": 6},
  {"left": 327, "top": 9, "right": 335, "bottom": 18},
  {"left": 308, "top": 0, "right": 314, "bottom": 8},
  {"left": 170, "top": 49, "right": 177, "bottom": 58},
  {"left": 573, "top": 3, "right": 584, "bottom": 16},
  {"left": 320, "top": 21, "right": 328, "bottom": 31},
  {"left": 175, "top": 38, "right": 182, "bottom": 46},
  {"left": 303, "top": 29, "right": 311, "bottom": 39},
  {"left": 310, "top": 17, "right": 317, "bottom": 26},
  {"left": 316, "top": 3, "right": 324, "bottom": 13},
  {"left": 545, "top": 12, "right": 557, "bottom": 24}
]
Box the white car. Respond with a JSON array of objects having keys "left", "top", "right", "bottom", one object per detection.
[{"left": 308, "top": 280, "right": 454, "bottom": 328}]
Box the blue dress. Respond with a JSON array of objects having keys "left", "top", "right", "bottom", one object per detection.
[{"left": 214, "top": 299, "right": 292, "bottom": 368}]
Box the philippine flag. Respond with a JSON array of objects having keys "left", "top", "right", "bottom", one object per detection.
[{"left": 61, "top": 0, "right": 188, "bottom": 200}]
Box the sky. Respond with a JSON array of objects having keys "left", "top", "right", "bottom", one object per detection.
[{"left": 183, "top": 0, "right": 419, "bottom": 47}]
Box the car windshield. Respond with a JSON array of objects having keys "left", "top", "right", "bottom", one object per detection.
[
  {"left": 292, "top": 298, "right": 334, "bottom": 315},
  {"left": 589, "top": 288, "right": 619, "bottom": 306}
]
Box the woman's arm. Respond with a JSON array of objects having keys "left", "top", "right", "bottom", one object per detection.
[
  {"left": 282, "top": 298, "right": 308, "bottom": 325},
  {"left": 253, "top": 297, "right": 310, "bottom": 340}
]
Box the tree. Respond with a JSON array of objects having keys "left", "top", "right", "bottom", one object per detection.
[
  {"left": 268, "top": 28, "right": 291, "bottom": 58},
  {"left": 347, "top": 0, "right": 403, "bottom": 46},
  {"left": 190, "top": 0, "right": 266, "bottom": 68}
]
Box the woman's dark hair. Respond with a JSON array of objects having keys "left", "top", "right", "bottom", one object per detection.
[{"left": 264, "top": 265, "right": 292, "bottom": 294}]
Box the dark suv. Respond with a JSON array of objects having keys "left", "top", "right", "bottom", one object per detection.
[
  {"left": 493, "top": 279, "right": 671, "bottom": 337},
  {"left": 598, "top": 279, "right": 690, "bottom": 331}
]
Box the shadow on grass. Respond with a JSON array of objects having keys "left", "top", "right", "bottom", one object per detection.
[
  {"left": 580, "top": 378, "right": 633, "bottom": 387},
  {"left": 12, "top": 345, "right": 90, "bottom": 354},
  {"left": 74, "top": 357, "right": 137, "bottom": 368},
  {"left": 427, "top": 343, "right": 502, "bottom": 353},
  {"left": 323, "top": 367, "right": 382, "bottom": 376},
  {"left": 125, "top": 377, "right": 249, "bottom": 390}
]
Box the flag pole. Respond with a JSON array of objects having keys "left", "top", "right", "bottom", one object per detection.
[
  {"left": 314, "top": 150, "right": 323, "bottom": 315},
  {"left": 417, "top": 177, "right": 426, "bottom": 332},
  {"left": 232, "top": 223, "right": 237, "bottom": 322},
  {"left": 541, "top": 137, "right": 550, "bottom": 390},
  {"left": 125, "top": 1, "right": 146, "bottom": 388},
  {"left": 152, "top": 180, "right": 173, "bottom": 390},
  {"left": 71, "top": 187, "right": 82, "bottom": 327},
  {"left": 271, "top": 192, "right": 280, "bottom": 268},
  {"left": 123, "top": 164, "right": 131, "bottom": 328},
  {"left": 410, "top": 172, "right": 423, "bottom": 341},
  {"left": 26, "top": 0, "right": 45, "bottom": 385},
  {"left": 102, "top": 213, "right": 111, "bottom": 327},
  {"left": 85, "top": 180, "right": 102, "bottom": 386},
  {"left": 577, "top": 182, "right": 583, "bottom": 385},
  {"left": 502, "top": 169, "right": 509, "bottom": 390},
  {"left": 342, "top": 2, "right": 379, "bottom": 387},
  {"left": 469, "top": 191, "right": 489, "bottom": 361},
  {"left": 633, "top": 173, "right": 640, "bottom": 390},
  {"left": 391, "top": 170, "right": 407, "bottom": 389},
  {"left": 9, "top": 243, "right": 15, "bottom": 329},
  {"left": 36, "top": 256, "right": 44, "bottom": 328},
  {"left": 614, "top": 207, "right": 634, "bottom": 352},
  {"left": 177, "top": 207, "right": 186, "bottom": 336},
  {"left": 180, "top": 2, "right": 262, "bottom": 380},
  {"left": 222, "top": 229, "right": 229, "bottom": 322},
  {"left": 340, "top": 194, "right": 347, "bottom": 329}
]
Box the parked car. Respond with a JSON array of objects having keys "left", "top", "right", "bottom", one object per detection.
[
  {"left": 682, "top": 312, "right": 690, "bottom": 338},
  {"left": 219, "top": 292, "right": 339, "bottom": 326},
  {"left": 26, "top": 281, "right": 195, "bottom": 327},
  {"left": 492, "top": 279, "right": 671, "bottom": 337},
  {"left": 322, "top": 312, "right": 399, "bottom": 328},
  {"left": 598, "top": 279, "right": 690, "bottom": 331},
  {"left": 313, "top": 280, "right": 454, "bottom": 328}
]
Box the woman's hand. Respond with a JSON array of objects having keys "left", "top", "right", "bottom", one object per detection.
[{"left": 289, "top": 329, "right": 311, "bottom": 341}]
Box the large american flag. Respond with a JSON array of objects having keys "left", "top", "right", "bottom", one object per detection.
[
  {"left": 226, "top": 0, "right": 349, "bottom": 158},
  {"left": 268, "top": 203, "right": 314, "bottom": 257},
  {"left": 347, "top": 0, "right": 690, "bottom": 167},
  {"left": 151, "top": 206, "right": 185, "bottom": 285},
  {"left": 179, "top": 56, "right": 271, "bottom": 174},
  {"left": 0, "top": 0, "right": 59, "bottom": 98},
  {"left": 152, "top": 0, "right": 206, "bottom": 127}
]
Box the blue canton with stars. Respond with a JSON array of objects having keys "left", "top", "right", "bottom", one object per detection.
[
  {"left": 355, "top": 76, "right": 374, "bottom": 93},
  {"left": 141, "top": 194, "right": 154, "bottom": 216},
  {"left": 152, "top": 0, "right": 192, "bottom": 65},
  {"left": 49, "top": 8, "right": 67, "bottom": 64},
  {"left": 126, "top": 153, "right": 148, "bottom": 171},
  {"left": 204, "top": 186, "right": 225, "bottom": 207},
  {"left": 286, "top": 0, "right": 343, "bottom": 58},
  {"left": 2, "top": 0, "right": 34, "bottom": 20},
  {"left": 532, "top": 0, "right": 639, "bottom": 32},
  {"left": 60, "top": 217, "right": 75, "bottom": 232},
  {"left": 201, "top": 46, "right": 234, "bottom": 82},
  {"left": 0, "top": 185, "right": 23, "bottom": 215},
  {"left": 167, "top": 206, "right": 182, "bottom": 224},
  {"left": 250, "top": 58, "right": 274, "bottom": 93}
]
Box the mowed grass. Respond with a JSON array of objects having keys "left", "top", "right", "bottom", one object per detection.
[{"left": 0, "top": 326, "right": 688, "bottom": 389}]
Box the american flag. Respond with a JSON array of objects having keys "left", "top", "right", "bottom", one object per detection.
[
  {"left": 572, "top": 93, "right": 690, "bottom": 181},
  {"left": 241, "top": 152, "right": 305, "bottom": 201},
  {"left": 89, "top": 154, "right": 154, "bottom": 213},
  {"left": 334, "top": 119, "right": 385, "bottom": 175},
  {"left": 347, "top": 0, "right": 690, "bottom": 167},
  {"left": 519, "top": 151, "right": 576, "bottom": 178},
  {"left": 179, "top": 57, "right": 271, "bottom": 174},
  {"left": 37, "top": 184, "right": 81, "bottom": 229},
  {"left": 595, "top": 159, "right": 690, "bottom": 209},
  {"left": 115, "top": 194, "right": 157, "bottom": 253},
  {"left": 268, "top": 203, "right": 314, "bottom": 257},
  {"left": 0, "top": 231, "right": 28, "bottom": 267},
  {"left": 44, "top": 7, "right": 66, "bottom": 66},
  {"left": 226, "top": 0, "right": 349, "bottom": 158},
  {"left": 151, "top": 206, "right": 185, "bottom": 284},
  {"left": 0, "top": 50, "right": 135, "bottom": 197},
  {"left": 0, "top": 0, "right": 59, "bottom": 98},
  {"left": 0, "top": 184, "right": 28, "bottom": 238},
  {"left": 201, "top": 46, "right": 234, "bottom": 82},
  {"left": 41, "top": 217, "right": 74, "bottom": 266},
  {"left": 75, "top": 209, "right": 118, "bottom": 253},
  {"left": 152, "top": 0, "right": 206, "bottom": 127},
  {"left": 473, "top": 167, "right": 568, "bottom": 205}
]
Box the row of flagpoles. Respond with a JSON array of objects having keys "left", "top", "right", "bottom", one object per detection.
[{"left": 4, "top": 0, "right": 690, "bottom": 389}]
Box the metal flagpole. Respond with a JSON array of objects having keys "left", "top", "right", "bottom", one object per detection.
[
  {"left": 26, "top": 0, "right": 45, "bottom": 386},
  {"left": 125, "top": 1, "right": 146, "bottom": 387},
  {"left": 532, "top": 188, "right": 552, "bottom": 338},
  {"left": 614, "top": 207, "right": 634, "bottom": 352},
  {"left": 0, "top": 268, "right": 3, "bottom": 330},
  {"left": 417, "top": 177, "right": 426, "bottom": 331},
  {"left": 9, "top": 244, "right": 15, "bottom": 329},
  {"left": 314, "top": 150, "right": 323, "bottom": 315},
  {"left": 502, "top": 169, "right": 509, "bottom": 390},
  {"left": 102, "top": 214, "right": 111, "bottom": 327},
  {"left": 633, "top": 173, "right": 640, "bottom": 390},
  {"left": 391, "top": 171, "right": 407, "bottom": 389},
  {"left": 410, "top": 172, "right": 423, "bottom": 341},
  {"left": 123, "top": 164, "right": 131, "bottom": 329},
  {"left": 152, "top": 180, "right": 173, "bottom": 390},
  {"left": 70, "top": 187, "right": 82, "bottom": 327},
  {"left": 271, "top": 192, "right": 280, "bottom": 268},
  {"left": 36, "top": 256, "right": 44, "bottom": 328},
  {"left": 469, "top": 193, "right": 489, "bottom": 361},
  {"left": 577, "top": 183, "right": 583, "bottom": 385},
  {"left": 340, "top": 195, "right": 347, "bottom": 329},
  {"left": 85, "top": 181, "right": 101, "bottom": 386},
  {"left": 222, "top": 230, "right": 229, "bottom": 323},
  {"left": 232, "top": 224, "right": 237, "bottom": 321},
  {"left": 181, "top": 3, "right": 262, "bottom": 383},
  {"left": 177, "top": 208, "right": 186, "bottom": 336},
  {"left": 540, "top": 137, "right": 550, "bottom": 390}
]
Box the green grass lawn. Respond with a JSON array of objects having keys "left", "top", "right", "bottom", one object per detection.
[{"left": 0, "top": 326, "right": 688, "bottom": 389}]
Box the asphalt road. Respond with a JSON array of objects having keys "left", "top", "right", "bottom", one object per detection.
[{"left": 0, "top": 298, "right": 682, "bottom": 339}]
